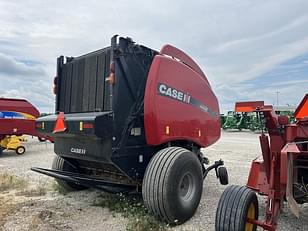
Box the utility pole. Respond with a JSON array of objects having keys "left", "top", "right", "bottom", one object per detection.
[{"left": 276, "top": 91, "right": 280, "bottom": 106}]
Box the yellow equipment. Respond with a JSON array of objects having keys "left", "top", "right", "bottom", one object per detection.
[{"left": 0, "top": 135, "right": 26, "bottom": 155}]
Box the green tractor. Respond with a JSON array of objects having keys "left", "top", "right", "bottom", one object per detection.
[
  {"left": 274, "top": 106, "right": 296, "bottom": 124},
  {"left": 220, "top": 114, "right": 226, "bottom": 128},
  {"left": 222, "top": 111, "right": 250, "bottom": 131},
  {"left": 248, "top": 112, "right": 266, "bottom": 132}
]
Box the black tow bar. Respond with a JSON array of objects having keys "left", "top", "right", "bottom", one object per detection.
[{"left": 31, "top": 167, "right": 137, "bottom": 193}]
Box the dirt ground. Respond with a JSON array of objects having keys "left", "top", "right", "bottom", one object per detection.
[{"left": 0, "top": 131, "right": 308, "bottom": 231}]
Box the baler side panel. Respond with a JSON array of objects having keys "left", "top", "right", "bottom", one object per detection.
[
  {"left": 0, "top": 119, "right": 38, "bottom": 136},
  {"left": 144, "top": 55, "right": 220, "bottom": 148}
]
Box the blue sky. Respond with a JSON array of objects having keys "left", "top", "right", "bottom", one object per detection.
[
  {"left": 245, "top": 54, "right": 308, "bottom": 105},
  {"left": 215, "top": 54, "right": 308, "bottom": 111},
  {"left": 248, "top": 54, "right": 308, "bottom": 89},
  {"left": 0, "top": 0, "right": 307, "bottom": 113}
]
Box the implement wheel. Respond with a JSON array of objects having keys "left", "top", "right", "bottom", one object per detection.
[
  {"left": 218, "top": 166, "right": 229, "bottom": 185},
  {"left": 0, "top": 147, "right": 3, "bottom": 155},
  {"left": 16, "top": 146, "right": 26, "bottom": 155},
  {"left": 215, "top": 185, "right": 258, "bottom": 231},
  {"left": 142, "top": 147, "right": 203, "bottom": 225},
  {"left": 52, "top": 156, "right": 87, "bottom": 191}
]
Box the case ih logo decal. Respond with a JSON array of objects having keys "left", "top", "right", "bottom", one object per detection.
[
  {"left": 71, "top": 147, "right": 86, "bottom": 154},
  {"left": 157, "top": 83, "right": 218, "bottom": 117},
  {"left": 158, "top": 83, "right": 191, "bottom": 103}
]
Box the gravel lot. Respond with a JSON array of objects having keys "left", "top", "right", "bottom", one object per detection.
[{"left": 1, "top": 131, "right": 308, "bottom": 230}]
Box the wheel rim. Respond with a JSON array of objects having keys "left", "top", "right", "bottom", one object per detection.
[
  {"left": 17, "top": 147, "right": 24, "bottom": 154},
  {"left": 179, "top": 172, "right": 195, "bottom": 202},
  {"left": 245, "top": 203, "right": 255, "bottom": 231}
]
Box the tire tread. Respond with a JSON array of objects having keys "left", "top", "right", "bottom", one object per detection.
[
  {"left": 143, "top": 147, "right": 202, "bottom": 224},
  {"left": 215, "top": 185, "right": 258, "bottom": 231}
]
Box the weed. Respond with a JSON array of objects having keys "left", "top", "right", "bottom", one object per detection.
[
  {"left": 17, "top": 185, "right": 47, "bottom": 197},
  {"left": 51, "top": 180, "right": 68, "bottom": 195},
  {"left": 126, "top": 214, "right": 167, "bottom": 231},
  {"left": 92, "top": 192, "right": 167, "bottom": 231},
  {"left": 0, "top": 172, "right": 27, "bottom": 191},
  {"left": 0, "top": 196, "right": 18, "bottom": 227}
]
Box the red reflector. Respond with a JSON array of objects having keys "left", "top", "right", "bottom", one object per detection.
[
  {"left": 83, "top": 123, "right": 94, "bottom": 129},
  {"left": 106, "top": 73, "right": 115, "bottom": 85},
  {"left": 53, "top": 112, "right": 67, "bottom": 133},
  {"left": 53, "top": 76, "right": 58, "bottom": 95},
  {"left": 110, "top": 62, "right": 115, "bottom": 73},
  {"left": 53, "top": 76, "right": 58, "bottom": 85},
  {"left": 53, "top": 85, "right": 57, "bottom": 95}
]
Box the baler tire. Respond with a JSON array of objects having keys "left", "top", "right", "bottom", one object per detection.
[
  {"left": 15, "top": 146, "right": 26, "bottom": 155},
  {"left": 218, "top": 167, "right": 229, "bottom": 185},
  {"left": 215, "top": 185, "right": 258, "bottom": 231},
  {"left": 142, "top": 147, "right": 203, "bottom": 225},
  {"left": 52, "top": 156, "right": 87, "bottom": 191}
]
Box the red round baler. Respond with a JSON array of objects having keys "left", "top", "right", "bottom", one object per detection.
[
  {"left": 0, "top": 98, "right": 50, "bottom": 155},
  {"left": 32, "top": 36, "right": 227, "bottom": 225}
]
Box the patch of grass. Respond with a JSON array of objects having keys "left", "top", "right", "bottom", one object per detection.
[
  {"left": 126, "top": 214, "right": 167, "bottom": 231},
  {"left": 29, "top": 215, "right": 41, "bottom": 230},
  {"left": 92, "top": 193, "right": 167, "bottom": 231},
  {"left": 29, "top": 210, "right": 54, "bottom": 230},
  {"left": 51, "top": 180, "right": 69, "bottom": 195},
  {"left": 17, "top": 185, "right": 47, "bottom": 197},
  {"left": 0, "top": 196, "right": 18, "bottom": 227},
  {"left": 0, "top": 172, "right": 27, "bottom": 191}
]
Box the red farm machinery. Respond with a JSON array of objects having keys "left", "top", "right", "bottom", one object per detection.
[
  {"left": 0, "top": 98, "right": 49, "bottom": 155},
  {"left": 215, "top": 95, "right": 308, "bottom": 231},
  {"left": 31, "top": 35, "right": 228, "bottom": 224}
]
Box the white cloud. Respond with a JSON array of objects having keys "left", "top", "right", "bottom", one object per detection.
[
  {"left": 0, "top": 0, "right": 307, "bottom": 112},
  {"left": 0, "top": 53, "right": 45, "bottom": 77},
  {"left": 211, "top": 15, "right": 308, "bottom": 54},
  {"left": 216, "top": 80, "right": 308, "bottom": 113}
]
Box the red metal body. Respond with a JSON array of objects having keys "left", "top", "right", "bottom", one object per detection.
[
  {"left": 0, "top": 98, "right": 40, "bottom": 118},
  {"left": 236, "top": 95, "right": 308, "bottom": 230},
  {"left": 0, "top": 98, "right": 42, "bottom": 139},
  {"left": 144, "top": 45, "right": 220, "bottom": 148}
]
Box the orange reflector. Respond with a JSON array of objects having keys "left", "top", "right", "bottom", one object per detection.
[
  {"left": 295, "top": 94, "right": 308, "bottom": 120},
  {"left": 165, "top": 126, "right": 170, "bottom": 135},
  {"left": 235, "top": 101, "right": 264, "bottom": 112},
  {"left": 53, "top": 112, "right": 67, "bottom": 133}
]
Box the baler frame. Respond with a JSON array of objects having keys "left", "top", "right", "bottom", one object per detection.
[{"left": 216, "top": 94, "right": 308, "bottom": 231}]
